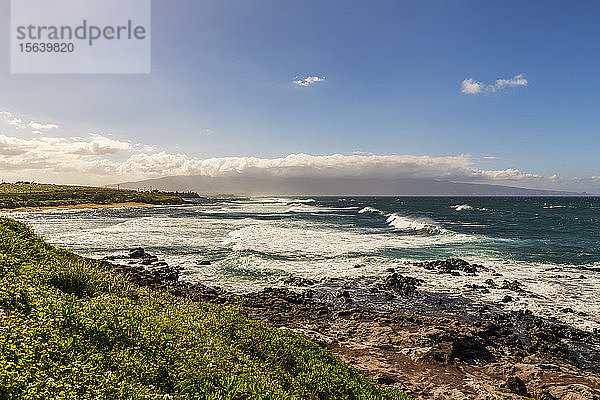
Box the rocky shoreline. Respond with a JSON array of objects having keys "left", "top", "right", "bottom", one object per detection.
[{"left": 101, "top": 250, "right": 600, "bottom": 399}]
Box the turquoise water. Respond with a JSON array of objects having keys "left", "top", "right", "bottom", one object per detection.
[
  {"left": 6, "top": 196, "right": 600, "bottom": 331},
  {"left": 313, "top": 196, "right": 600, "bottom": 265}
]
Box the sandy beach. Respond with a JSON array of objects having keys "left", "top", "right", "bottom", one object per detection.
[{"left": 0, "top": 202, "right": 156, "bottom": 213}]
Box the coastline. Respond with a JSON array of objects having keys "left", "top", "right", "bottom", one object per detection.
[
  {"left": 0, "top": 201, "right": 156, "bottom": 213},
  {"left": 1, "top": 213, "right": 599, "bottom": 399},
  {"left": 101, "top": 249, "right": 600, "bottom": 400},
  {"left": 0, "top": 218, "right": 407, "bottom": 399}
]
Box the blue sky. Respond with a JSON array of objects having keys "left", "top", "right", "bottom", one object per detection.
[{"left": 0, "top": 0, "right": 599, "bottom": 190}]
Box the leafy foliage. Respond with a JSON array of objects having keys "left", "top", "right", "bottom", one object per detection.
[
  {"left": 0, "top": 218, "right": 411, "bottom": 399},
  {"left": 0, "top": 183, "right": 183, "bottom": 209}
]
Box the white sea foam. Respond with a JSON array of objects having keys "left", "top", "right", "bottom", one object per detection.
[
  {"left": 224, "top": 219, "right": 475, "bottom": 257},
  {"left": 457, "top": 222, "right": 488, "bottom": 227},
  {"left": 185, "top": 252, "right": 600, "bottom": 332},
  {"left": 250, "top": 197, "right": 315, "bottom": 204},
  {"left": 358, "top": 206, "right": 384, "bottom": 214},
  {"left": 452, "top": 204, "right": 474, "bottom": 211},
  {"left": 359, "top": 206, "right": 442, "bottom": 233},
  {"left": 10, "top": 200, "right": 598, "bottom": 332},
  {"left": 402, "top": 256, "right": 600, "bottom": 332},
  {"left": 386, "top": 213, "right": 440, "bottom": 232},
  {"left": 285, "top": 205, "right": 357, "bottom": 213}
]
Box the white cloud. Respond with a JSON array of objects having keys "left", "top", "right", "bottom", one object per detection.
[
  {"left": 0, "top": 133, "right": 131, "bottom": 173},
  {"left": 293, "top": 75, "right": 326, "bottom": 87},
  {"left": 0, "top": 136, "right": 536, "bottom": 184},
  {"left": 461, "top": 74, "right": 528, "bottom": 95},
  {"left": 1, "top": 109, "right": 596, "bottom": 192},
  {"left": 1, "top": 111, "right": 59, "bottom": 132},
  {"left": 0, "top": 111, "right": 27, "bottom": 129},
  {"left": 29, "top": 121, "right": 59, "bottom": 130},
  {"left": 495, "top": 74, "right": 528, "bottom": 89},
  {"left": 0, "top": 132, "right": 596, "bottom": 192},
  {"left": 461, "top": 78, "right": 486, "bottom": 94},
  {"left": 134, "top": 143, "right": 158, "bottom": 153},
  {"left": 69, "top": 134, "right": 132, "bottom": 155}
]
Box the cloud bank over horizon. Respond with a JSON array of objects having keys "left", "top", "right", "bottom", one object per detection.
[
  {"left": 0, "top": 132, "right": 597, "bottom": 193},
  {"left": 0, "top": 110, "right": 597, "bottom": 193}
]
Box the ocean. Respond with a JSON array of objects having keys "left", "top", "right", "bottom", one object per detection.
[{"left": 5, "top": 196, "right": 600, "bottom": 332}]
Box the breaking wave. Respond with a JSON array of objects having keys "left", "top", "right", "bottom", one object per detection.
[
  {"left": 359, "top": 206, "right": 441, "bottom": 233},
  {"left": 358, "top": 207, "right": 384, "bottom": 214},
  {"left": 285, "top": 204, "right": 358, "bottom": 213},
  {"left": 386, "top": 213, "right": 441, "bottom": 233},
  {"left": 452, "top": 204, "right": 474, "bottom": 211}
]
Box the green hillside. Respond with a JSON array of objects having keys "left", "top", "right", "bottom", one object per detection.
[
  {"left": 0, "top": 218, "right": 411, "bottom": 400},
  {"left": 0, "top": 183, "right": 183, "bottom": 209}
]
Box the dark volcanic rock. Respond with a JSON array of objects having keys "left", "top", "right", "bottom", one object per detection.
[
  {"left": 384, "top": 273, "right": 423, "bottom": 295},
  {"left": 376, "top": 376, "right": 400, "bottom": 385},
  {"left": 509, "top": 309, "right": 588, "bottom": 366},
  {"left": 100, "top": 247, "right": 600, "bottom": 400},
  {"left": 416, "top": 258, "right": 484, "bottom": 275},
  {"left": 501, "top": 376, "right": 528, "bottom": 396},
  {"left": 100, "top": 244, "right": 600, "bottom": 399},
  {"left": 284, "top": 276, "right": 316, "bottom": 287},
  {"left": 103, "top": 249, "right": 180, "bottom": 287},
  {"left": 464, "top": 284, "right": 490, "bottom": 294},
  {"left": 128, "top": 248, "right": 147, "bottom": 258},
  {"left": 484, "top": 278, "right": 496, "bottom": 287},
  {"left": 140, "top": 256, "right": 159, "bottom": 265},
  {"left": 465, "top": 283, "right": 486, "bottom": 290},
  {"left": 501, "top": 295, "right": 513, "bottom": 303},
  {"left": 424, "top": 330, "right": 495, "bottom": 365},
  {"left": 502, "top": 280, "right": 525, "bottom": 292},
  {"left": 197, "top": 260, "right": 211, "bottom": 266}
]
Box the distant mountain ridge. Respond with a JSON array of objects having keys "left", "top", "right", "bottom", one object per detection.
[{"left": 116, "top": 175, "right": 584, "bottom": 196}]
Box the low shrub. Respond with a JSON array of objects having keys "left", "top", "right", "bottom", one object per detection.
[{"left": 0, "top": 217, "right": 411, "bottom": 400}]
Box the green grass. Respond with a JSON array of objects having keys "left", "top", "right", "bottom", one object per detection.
[
  {"left": 0, "top": 218, "right": 411, "bottom": 400},
  {"left": 0, "top": 183, "right": 183, "bottom": 209}
]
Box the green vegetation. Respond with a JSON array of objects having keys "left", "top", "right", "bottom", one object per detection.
[
  {"left": 0, "top": 183, "right": 183, "bottom": 209},
  {"left": 0, "top": 218, "right": 411, "bottom": 400}
]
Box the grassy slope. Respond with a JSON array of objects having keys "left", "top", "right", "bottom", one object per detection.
[
  {"left": 0, "top": 218, "right": 411, "bottom": 400},
  {"left": 0, "top": 184, "right": 183, "bottom": 209}
]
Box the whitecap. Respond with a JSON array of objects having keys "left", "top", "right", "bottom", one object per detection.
[
  {"left": 386, "top": 213, "right": 440, "bottom": 233},
  {"left": 358, "top": 206, "right": 384, "bottom": 214},
  {"left": 224, "top": 221, "right": 475, "bottom": 257},
  {"left": 452, "top": 204, "right": 474, "bottom": 211},
  {"left": 285, "top": 205, "right": 357, "bottom": 213},
  {"left": 359, "top": 206, "right": 442, "bottom": 234},
  {"left": 249, "top": 197, "right": 297, "bottom": 204}
]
